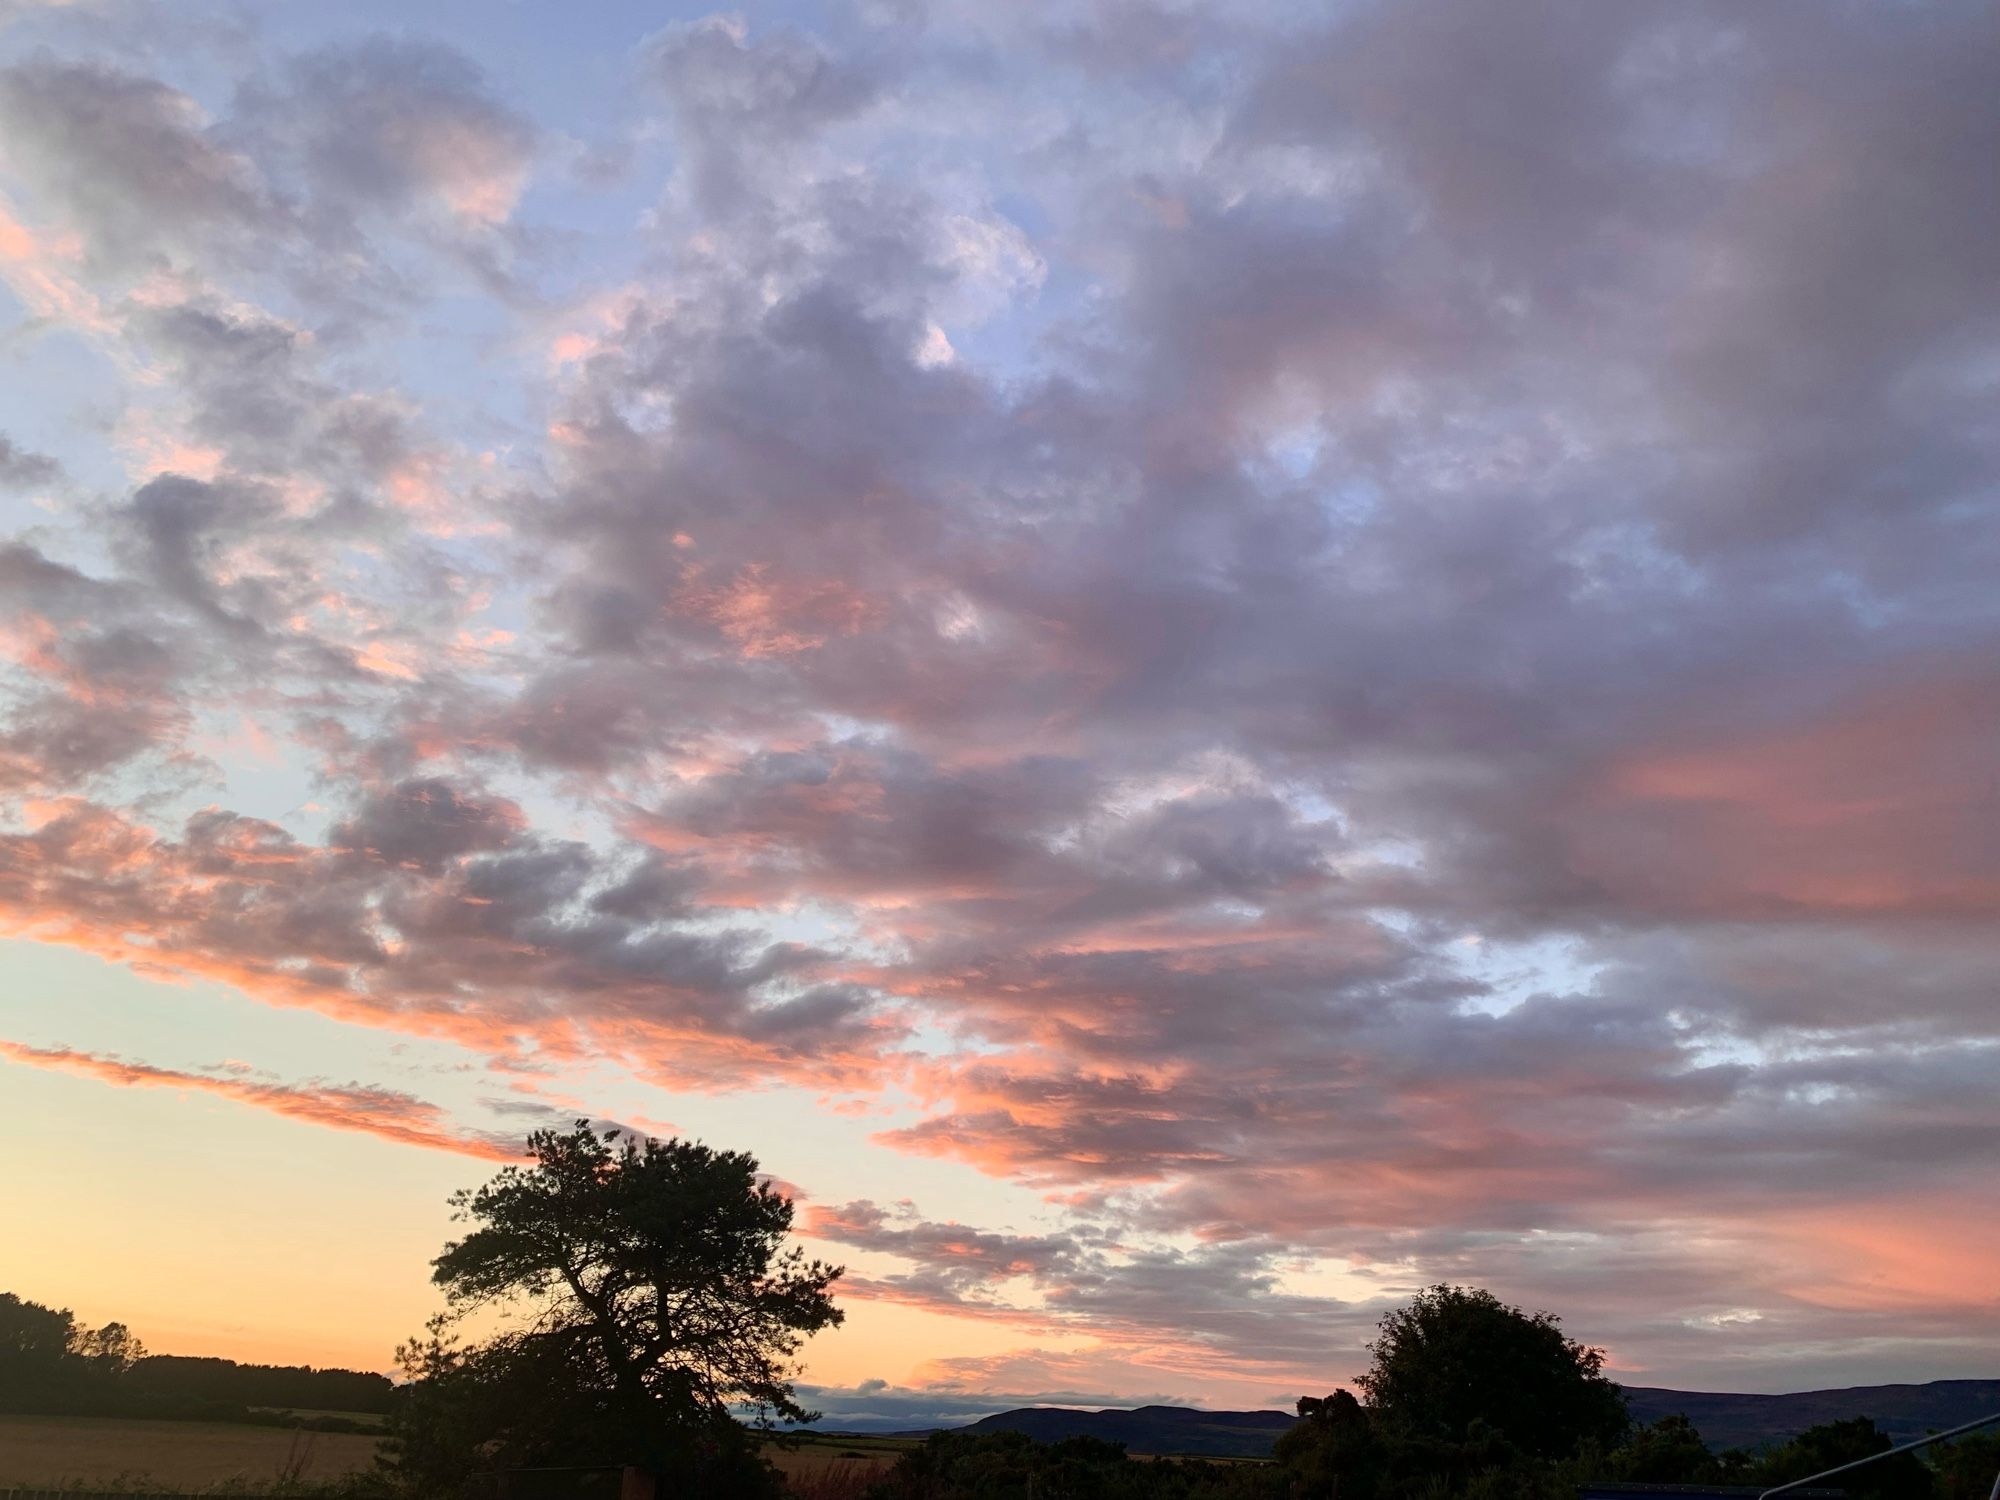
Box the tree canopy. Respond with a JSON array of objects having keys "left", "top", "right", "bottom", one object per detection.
[
  {"left": 866, "top": 1431, "right": 1287, "bottom": 1500},
  {"left": 1356, "top": 1283, "right": 1629, "bottom": 1460},
  {"left": 1754, "top": 1416, "right": 1934, "bottom": 1500},
  {"left": 2, "top": 1290, "right": 388, "bottom": 1428},
  {"left": 0, "top": 1293, "right": 145, "bottom": 1410},
  {"left": 385, "top": 1122, "right": 842, "bottom": 1495},
  {"left": 1931, "top": 1430, "right": 2000, "bottom": 1500}
]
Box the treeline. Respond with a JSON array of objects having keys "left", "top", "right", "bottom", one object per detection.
[
  {"left": 126, "top": 1354, "right": 393, "bottom": 1414},
  {"left": 1267, "top": 1397, "right": 1997, "bottom": 1500},
  {"left": 0, "top": 1291, "right": 391, "bottom": 1431},
  {"left": 859, "top": 1414, "right": 2000, "bottom": 1500},
  {"left": 859, "top": 1432, "right": 1287, "bottom": 1500},
  {"left": 854, "top": 1287, "right": 1998, "bottom": 1500}
]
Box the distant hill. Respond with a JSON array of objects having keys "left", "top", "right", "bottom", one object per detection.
[
  {"left": 938, "top": 1381, "right": 2000, "bottom": 1459},
  {"left": 1625, "top": 1379, "right": 2000, "bottom": 1452},
  {"left": 955, "top": 1404, "right": 1297, "bottom": 1457}
]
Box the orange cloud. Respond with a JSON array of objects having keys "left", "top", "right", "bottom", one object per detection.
[
  {"left": 676, "top": 563, "right": 884, "bottom": 658},
  {"left": 0, "top": 1039, "right": 520, "bottom": 1159},
  {"left": 0, "top": 796, "right": 898, "bottom": 1093},
  {"left": 1573, "top": 668, "right": 2000, "bottom": 920},
  {"left": 1774, "top": 1195, "right": 2000, "bottom": 1315}
]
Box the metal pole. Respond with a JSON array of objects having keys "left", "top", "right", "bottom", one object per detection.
[{"left": 1759, "top": 1410, "right": 2000, "bottom": 1498}]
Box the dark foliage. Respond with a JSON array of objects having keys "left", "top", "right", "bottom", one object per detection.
[
  {"left": 956, "top": 1406, "right": 1294, "bottom": 1459},
  {"left": 1752, "top": 1416, "right": 1935, "bottom": 1500},
  {"left": 1593, "top": 1414, "right": 1729, "bottom": 1484},
  {"left": 863, "top": 1431, "right": 1287, "bottom": 1500},
  {"left": 127, "top": 1354, "right": 393, "bottom": 1413},
  {"left": 0, "top": 1292, "right": 100, "bottom": 1405},
  {"left": 1, "top": 1289, "right": 388, "bottom": 1430},
  {"left": 1931, "top": 1431, "right": 2000, "bottom": 1500},
  {"left": 1275, "top": 1399, "right": 1543, "bottom": 1499},
  {"left": 1624, "top": 1381, "right": 2000, "bottom": 1452},
  {"left": 867, "top": 1405, "right": 1984, "bottom": 1500},
  {"left": 1274, "top": 1391, "right": 1385, "bottom": 1496},
  {"left": 382, "top": 1122, "right": 842, "bottom": 1499},
  {"left": 1357, "top": 1284, "right": 1629, "bottom": 1461}
]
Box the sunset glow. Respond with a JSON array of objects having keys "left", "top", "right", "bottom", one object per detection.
[{"left": 1, "top": 0, "right": 1996, "bottom": 1426}]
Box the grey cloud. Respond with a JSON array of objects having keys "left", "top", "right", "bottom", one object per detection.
[
  {"left": 0, "top": 544, "right": 196, "bottom": 789},
  {"left": 0, "top": 57, "right": 271, "bottom": 270},
  {"left": 808, "top": 1199, "right": 1083, "bottom": 1298},
  {"left": 811, "top": 1195, "right": 1374, "bottom": 1375},
  {"left": 112, "top": 473, "right": 282, "bottom": 631},
  {"left": 238, "top": 35, "right": 537, "bottom": 231},
  {"left": 645, "top": 14, "right": 878, "bottom": 213},
  {"left": 131, "top": 285, "right": 465, "bottom": 510},
  {"left": 0, "top": 787, "right": 890, "bottom": 1086},
  {"left": 0, "top": 435, "right": 61, "bottom": 489},
  {"left": 0, "top": 690, "right": 180, "bottom": 790},
  {"left": 331, "top": 778, "right": 525, "bottom": 873},
  {"left": 0, "top": 34, "right": 539, "bottom": 308}
]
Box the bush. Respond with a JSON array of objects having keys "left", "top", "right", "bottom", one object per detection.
[
  {"left": 1931, "top": 1431, "right": 2000, "bottom": 1500},
  {"left": 1754, "top": 1417, "right": 1932, "bottom": 1500},
  {"left": 862, "top": 1431, "right": 1286, "bottom": 1500}
]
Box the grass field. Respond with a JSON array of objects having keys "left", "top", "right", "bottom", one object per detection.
[
  {"left": 0, "top": 1416, "right": 916, "bottom": 1495},
  {"left": 248, "top": 1409, "right": 387, "bottom": 1431},
  {"left": 0, "top": 1413, "right": 385, "bottom": 1490},
  {"left": 761, "top": 1432, "right": 915, "bottom": 1486}
]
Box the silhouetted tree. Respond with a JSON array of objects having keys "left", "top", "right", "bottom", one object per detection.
[
  {"left": 0, "top": 1293, "right": 81, "bottom": 1400},
  {"left": 1356, "top": 1284, "right": 1628, "bottom": 1460},
  {"left": 126, "top": 1353, "right": 392, "bottom": 1412},
  {"left": 1275, "top": 1390, "right": 1386, "bottom": 1498},
  {"left": 71, "top": 1321, "right": 146, "bottom": 1380},
  {"left": 1597, "top": 1414, "right": 1720, "bottom": 1485},
  {"left": 383, "top": 1122, "right": 843, "bottom": 1498},
  {"left": 1754, "top": 1416, "right": 1932, "bottom": 1500},
  {"left": 0, "top": 1294, "right": 149, "bottom": 1412},
  {"left": 1, "top": 1292, "right": 408, "bottom": 1431},
  {"left": 1931, "top": 1430, "right": 2000, "bottom": 1500},
  {"left": 865, "top": 1430, "right": 1287, "bottom": 1500}
]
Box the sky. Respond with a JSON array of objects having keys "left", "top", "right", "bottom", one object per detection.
[{"left": 0, "top": 0, "right": 1996, "bottom": 1427}]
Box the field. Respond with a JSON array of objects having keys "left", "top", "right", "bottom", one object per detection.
[
  {"left": 0, "top": 1413, "right": 385, "bottom": 1490},
  {"left": 249, "top": 1410, "right": 387, "bottom": 1430},
  {"left": 761, "top": 1431, "right": 916, "bottom": 1486},
  {"left": 0, "top": 1416, "right": 915, "bottom": 1494}
]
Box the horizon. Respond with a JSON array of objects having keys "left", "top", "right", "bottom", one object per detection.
[
  {"left": 2, "top": 0, "right": 1997, "bottom": 1418},
  {"left": 10, "top": 1312, "right": 1997, "bottom": 1437}
]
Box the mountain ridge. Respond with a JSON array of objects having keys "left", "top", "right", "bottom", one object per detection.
[
  {"left": 911, "top": 1379, "right": 2000, "bottom": 1458},
  {"left": 1624, "top": 1378, "right": 2000, "bottom": 1452}
]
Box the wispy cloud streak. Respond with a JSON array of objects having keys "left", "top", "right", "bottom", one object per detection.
[{"left": 0, "top": 1039, "right": 520, "bottom": 1159}]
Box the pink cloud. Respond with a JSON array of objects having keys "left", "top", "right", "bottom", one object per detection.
[
  {"left": 0, "top": 1039, "right": 519, "bottom": 1159},
  {"left": 1570, "top": 667, "right": 2000, "bottom": 921}
]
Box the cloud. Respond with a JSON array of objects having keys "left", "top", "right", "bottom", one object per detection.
[
  {"left": 807, "top": 1197, "right": 1382, "bottom": 1384},
  {"left": 0, "top": 57, "right": 269, "bottom": 272},
  {"left": 805, "top": 1199, "right": 1083, "bottom": 1300},
  {"left": 643, "top": 14, "right": 878, "bottom": 215},
  {"left": 0, "top": 0, "right": 1997, "bottom": 1393},
  {"left": 0, "top": 789, "right": 894, "bottom": 1087},
  {"left": 244, "top": 36, "right": 538, "bottom": 231},
  {"left": 0, "top": 1038, "right": 519, "bottom": 1158},
  {"left": 0, "top": 434, "right": 60, "bottom": 489}
]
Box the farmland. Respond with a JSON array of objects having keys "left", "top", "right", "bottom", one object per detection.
[
  {"left": 0, "top": 1413, "right": 385, "bottom": 1490},
  {"left": 0, "top": 1414, "right": 924, "bottom": 1494},
  {"left": 760, "top": 1432, "right": 915, "bottom": 1486}
]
